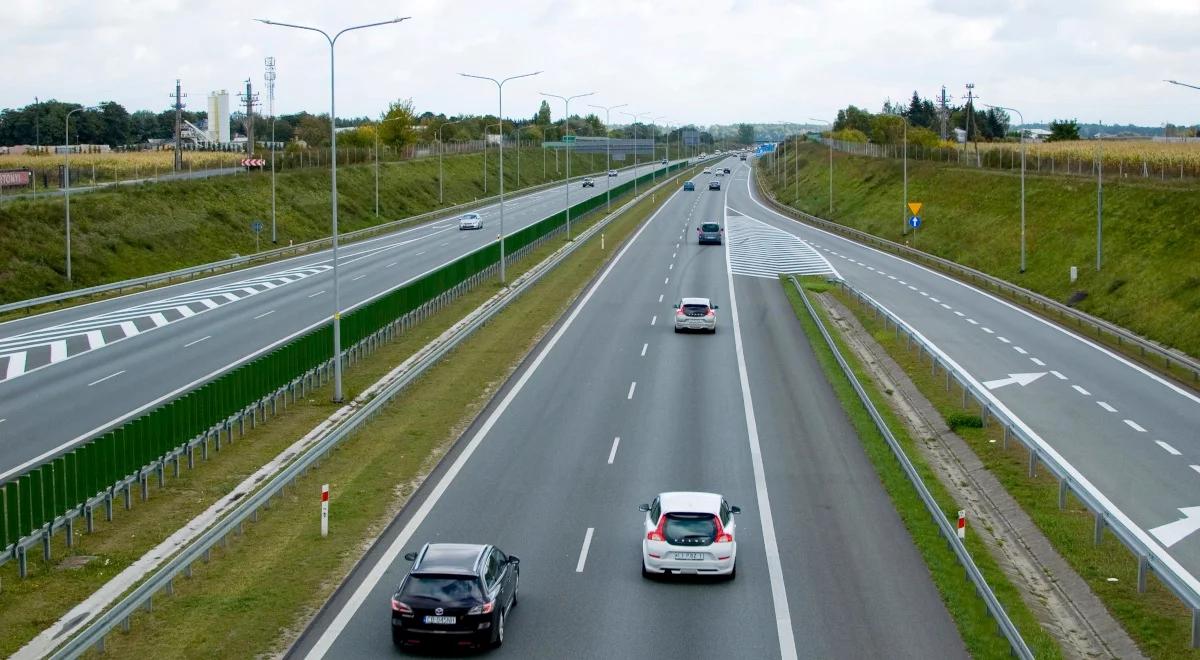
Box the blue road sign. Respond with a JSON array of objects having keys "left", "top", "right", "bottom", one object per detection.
[
  {"left": 251, "top": 221, "right": 264, "bottom": 233},
  {"left": 908, "top": 216, "right": 921, "bottom": 229}
]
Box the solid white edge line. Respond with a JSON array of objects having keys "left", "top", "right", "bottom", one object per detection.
[
  {"left": 303, "top": 183, "right": 684, "bottom": 660},
  {"left": 576, "top": 527, "right": 595, "bottom": 572},
  {"left": 721, "top": 199, "right": 798, "bottom": 660},
  {"left": 607, "top": 437, "right": 620, "bottom": 464}
]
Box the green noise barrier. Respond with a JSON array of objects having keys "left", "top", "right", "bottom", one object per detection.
[{"left": 0, "top": 160, "right": 689, "bottom": 571}]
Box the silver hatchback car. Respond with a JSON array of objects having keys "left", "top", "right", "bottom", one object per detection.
[{"left": 673, "top": 297, "right": 718, "bottom": 333}]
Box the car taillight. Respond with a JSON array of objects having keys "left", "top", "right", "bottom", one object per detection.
[
  {"left": 714, "top": 515, "right": 733, "bottom": 543},
  {"left": 392, "top": 599, "right": 412, "bottom": 614},
  {"left": 647, "top": 516, "right": 666, "bottom": 542},
  {"left": 705, "top": 309, "right": 714, "bottom": 317},
  {"left": 468, "top": 601, "right": 495, "bottom": 615}
]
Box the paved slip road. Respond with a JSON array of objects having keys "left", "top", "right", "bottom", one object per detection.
[
  {"left": 0, "top": 166, "right": 246, "bottom": 202},
  {"left": 290, "top": 156, "right": 966, "bottom": 659},
  {"left": 724, "top": 162, "right": 1200, "bottom": 605},
  {"left": 0, "top": 160, "right": 685, "bottom": 482}
]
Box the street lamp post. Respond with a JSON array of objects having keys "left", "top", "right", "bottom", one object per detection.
[
  {"left": 438, "top": 119, "right": 466, "bottom": 205},
  {"left": 588, "top": 102, "right": 627, "bottom": 211},
  {"left": 256, "top": 15, "right": 410, "bottom": 403},
  {"left": 885, "top": 110, "right": 910, "bottom": 236},
  {"left": 541, "top": 91, "right": 595, "bottom": 241},
  {"left": 620, "top": 110, "right": 650, "bottom": 196},
  {"left": 652, "top": 116, "right": 667, "bottom": 182},
  {"left": 483, "top": 122, "right": 501, "bottom": 194},
  {"left": 460, "top": 70, "right": 542, "bottom": 284},
  {"left": 809, "top": 118, "right": 833, "bottom": 217},
  {"left": 983, "top": 103, "right": 1027, "bottom": 272},
  {"left": 64, "top": 105, "right": 98, "bottom": 282},
  {"left": 375, "top": 116, "right": 405, "bottom": 216}
]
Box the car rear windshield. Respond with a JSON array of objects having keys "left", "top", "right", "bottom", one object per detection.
[
  {"left": 682, "top": 304, "right": 710, "bottom": 316},
  {"left": 701, "top": 223, "right": 720, "bottom": 232},
  {"left": 664, "top": 513, "right": 717, "bottom": 544},
  {"left": 400, "top": 575, "right": 483, "bottom": 602}
]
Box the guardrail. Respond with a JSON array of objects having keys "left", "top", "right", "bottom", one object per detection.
[
  {"left": 0, "top": 158, "right": 684, "bottom": 316},
  {"left": 753, "top": 170, "right": 1200, "bottom": 384},
  {"left": 0, "top": 160, "right": 692, "bottom": 575},
  {"left": 47, "top": 159, "right": 696, "bottom": 659},
  {"left": 790, "top": 276, "right": 1033, "bottom": 659},
  {"left": 830, "top": 276, "right": 1200, "bottom": 648}
]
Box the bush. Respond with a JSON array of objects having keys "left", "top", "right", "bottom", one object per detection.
[{"left": 946, "top": 412, "right": 983, "bottom": 431}]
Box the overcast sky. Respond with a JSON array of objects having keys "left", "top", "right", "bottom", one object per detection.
[{"left": 4, "top": 0, "right": 1199, "bottom": 127}]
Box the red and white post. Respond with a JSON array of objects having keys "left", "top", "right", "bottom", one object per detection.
[
  {"left": 957, "top": 510, "right": 966, "bottom": 540},
  {"left": 321, "top": 484, "right": 330, "bottom": 538}
]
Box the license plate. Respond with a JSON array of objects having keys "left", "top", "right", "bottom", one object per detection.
[
  {"left": 423, "top": 615, "right": 456, "bottom": 625},
  {"left": 674, "top": 552, "right": 705, "bottom": 560}
]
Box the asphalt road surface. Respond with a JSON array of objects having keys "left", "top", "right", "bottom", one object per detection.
[
  {"left": 0, "top": 160, "right": 685, "bottom": 482},
  {"left": 289, "top": 156, "right": 967, "bottom": 659}
]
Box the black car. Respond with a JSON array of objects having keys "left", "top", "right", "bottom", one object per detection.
[
  {"left": 391, "top": 543, "right": 520, "bottom": 650},
  {"left": 697, "top": 222, "right": 723, "bottom": 245},
  {"left": 723, "top": 167, "right": 731, "bottom": 174}
]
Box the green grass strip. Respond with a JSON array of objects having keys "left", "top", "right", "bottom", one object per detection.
[{"left": 783, "top": 276, "right": 1061, "bottom": 660}]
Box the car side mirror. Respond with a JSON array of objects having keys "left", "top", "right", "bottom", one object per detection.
[
  {"left": 638, "top": 503, "right": 650, "bottom": 512},
  {"left": 712, "top": 305, "right": 719, "bottom": 310},
  {"left": 508, "top": 556, "right": 520, "bottom": 565},
  {"left": 672, "top": 304, "right": 680, "bottom": 309},
  {"left": 730, "top": 506, "right": 741, "bottom": 514},
  {"left": 404, "top": 552, "right": 418, "bottom": 561}
]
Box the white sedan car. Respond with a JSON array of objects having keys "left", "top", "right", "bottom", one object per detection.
[
  {"left": 457, "top": 212, "right": 483, "bottom": 230},
  {"left": 673, "top": 297, "right": 717, "bottom": 333},
  {"left": 640, "top": 492, "right": 740, "bottom": 579}
]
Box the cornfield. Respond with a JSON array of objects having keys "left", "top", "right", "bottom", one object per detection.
[{"left": 816, "top": 136, "right": 1200, "bottom": 181}]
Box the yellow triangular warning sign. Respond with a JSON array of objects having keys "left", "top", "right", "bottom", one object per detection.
[{"left": 907, "top": 202, "right": 922, "bottom": 216}]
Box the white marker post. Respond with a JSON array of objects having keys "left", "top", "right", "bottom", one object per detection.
[
  {"left": 321, "top": 484, "right": 330, "bottom": 538},
  {"left": 957, "top": 510, "right": 966, "bottom": 540}
]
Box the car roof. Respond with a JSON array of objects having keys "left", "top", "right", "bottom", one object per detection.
[
  {"left": 460, "top": 212, "right": 481, "bottom": 218},
  {"left": 680, "top": 297, "right": 711, "bottom": 306},
  {"left": 657, "top": 491, "right": 723, "bottom": 515},
  {"left": 413, "top": 543, "right": 488, "bottom": 575}
]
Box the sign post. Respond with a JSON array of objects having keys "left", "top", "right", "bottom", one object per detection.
[
  {"left": 321, "top": 484, "right": 329, "bottom": 537},
  {"left": 957, "top": 510, "right": 966, "bottom": 539},
  {"left": 251, "top": 220, "right": 264, "bottom": 253}
]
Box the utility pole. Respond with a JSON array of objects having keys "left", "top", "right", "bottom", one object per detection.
[
  {"left": 168, "top": 80, "right": 187, "bottom": 171},
  {"left": 265, "top": 57, "right": 278, "bottom": 243},
  {"left": 964, "top": 83, "right": 978, "bottom": 165},
  {"left": 937, "top": 86, "right": 950, "bottom": 140},
  {"left": 239, "top": 78, "right": 260, "bottom": 156}
]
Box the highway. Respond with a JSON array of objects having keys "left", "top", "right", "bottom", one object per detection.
[
  {"left": 0, "top": 160, "right": 682, "bottom": 483},
  {"left": 722, "top": 165, "right": 1200, "bottom": 610},
  {"left": 290, "top": 157, "right": 966, "bottom": 659}
]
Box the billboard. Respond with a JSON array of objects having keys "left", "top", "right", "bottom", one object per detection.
[
  {"left": 0, "top": 169, "right": 33, "bottom": 188},
  {"left": 682, "top": 129, "right": 700, "bottom": 146}
]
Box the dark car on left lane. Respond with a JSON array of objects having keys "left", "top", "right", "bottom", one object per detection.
[{"left": 391, "top": 543, "right": 520, "bottom": 650}]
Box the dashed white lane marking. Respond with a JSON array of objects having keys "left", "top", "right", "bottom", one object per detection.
[
  {"left": 675, "top": 243, "right": 680, "bottom": 249},
  {"left": 184, "top": 336, "right": 210, "bottom": 348},
  {"left": 1051, "top": 370, "right": 1068, "bottom": 380},
  {"left": 650, "top": 315, "right": 657, "bottom": 326},
  {"left": 940, "top": 303, "right": 952, "bottom": 310},
  {"left": 953, "top": 311, "right": 965, "bottom": 317},
  {"left": 888, "top": 275, "right": 898, "bottom": 280},
  {"left": 308, "top": 290, "right": 326, "bottom": 298},
  {"left": 929, "top": 297, "right": 940, "bottom": 303},
  {"left": 665, "top": 277, "right": 670, "bottom": 284},
  {"left": 1030, "top": 357, "right": 1046, "bottom": 366},
  {"left": 608, "top": 437, "right": 620, "bottom": 464},
  {"left": 1157, "top": 440, "right": 1182, "bottom": 456},
  {"left": 919, "top": 291, "right": 928, "bottom": 296},
  {"left": 641, "top": 343, "right": 648, "bottom": 357},
  {"left": 658, "top": 294, "right": 664, "bottom": 303},
  {"left": 87, "top": 370, "right": 126, "bottom": 387},
  {"left": 1097, "top": 401, "right": 1117, "bottom": 412},
  {"left": 997, "top": 336, "right": 1011, "bottom": 344},
  {"left": 669, "top": 264, "right": 674, "bottom": 270},
  {"left": 1125, "top": 420, "right": 1148, "bottom": 432},
  {"left": 982, "top": 327, "right": 994, "bottom": 334},
  {"left": 907, "top": 285, "right": 918, "bottom": 291},
  {"left": 1191, "top": 465, "right": 1200, "bottom": 476},
  {"left": 1073, "top": 385, "right": 1091, "bottom": 396},
  {"left": 1013, "top": 346, "right": 1028, "bottom": 354},
  {"left": 0, "top": 419, "right": 5, "bottom": 424},
  {"left": 898, "top": 280, "right": 907, "bottom": 285},
  {"left": 627, "top": 381, "right": 637, "bottom": 399},
  {"left": 966, "top": 318, "right": 979, "bottom": 325},
  {"left": 575, "top": 528, "right": 595, "bottom": 572},
  {"left": 352, "top": 275, "right": 366, "bottom": 281},
  {"left": 385, "top": 262, "right": 396, "bottom": 268},
  {"left": 254, "top": 310, "right": 275, "bottom": 320}
]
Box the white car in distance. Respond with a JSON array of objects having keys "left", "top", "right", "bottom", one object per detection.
[
  {"left": 457, "top": 212, "right": 484, "bottom": 230},
  {"left": 640, "top": 492, "right": 740, "bottom": 579}
]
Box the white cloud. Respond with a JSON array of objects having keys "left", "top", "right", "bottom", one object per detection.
[{"left": 1, "top": 0, "right": 1197, "bottom": 125}]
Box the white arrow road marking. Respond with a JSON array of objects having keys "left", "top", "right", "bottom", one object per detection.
[
  {"left": 982, "top": 372, "right": 1046, "bottom": 390},
  {"left": 1150, "top": 507, "right": 1200, "bottom": 547}
]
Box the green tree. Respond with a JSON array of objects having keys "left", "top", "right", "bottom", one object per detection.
[
  {"left": 379, "top": 98, "right": 417, "bottom": 147},
  {"left": 1047, "top": 119, "right": 1081, "bottom": 141},
  {"left": 536, "top": 100, "right": 551, "bottom": 125},
  {"left": 295, "top": 114, "right": 331, "bottom": 146},
  {"left": 736, "top": 123, "right": 755, "bottom": 144}
]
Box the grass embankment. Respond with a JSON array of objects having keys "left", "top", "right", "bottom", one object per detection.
[
  {"left": 0, "top": 146, "right": 630, "bottom": 304},
  {"left": 761, "top": 141, "right": 1200, "bottom": 359},
  {"left": 784, "top": 276, "right": 1061, "bottom": 660},
  {"left": 71, "top": 170, "right": 679, "bottom": 659},
  {"left": 823, "top": 282, "right": 1193, "bottom": 658}
]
